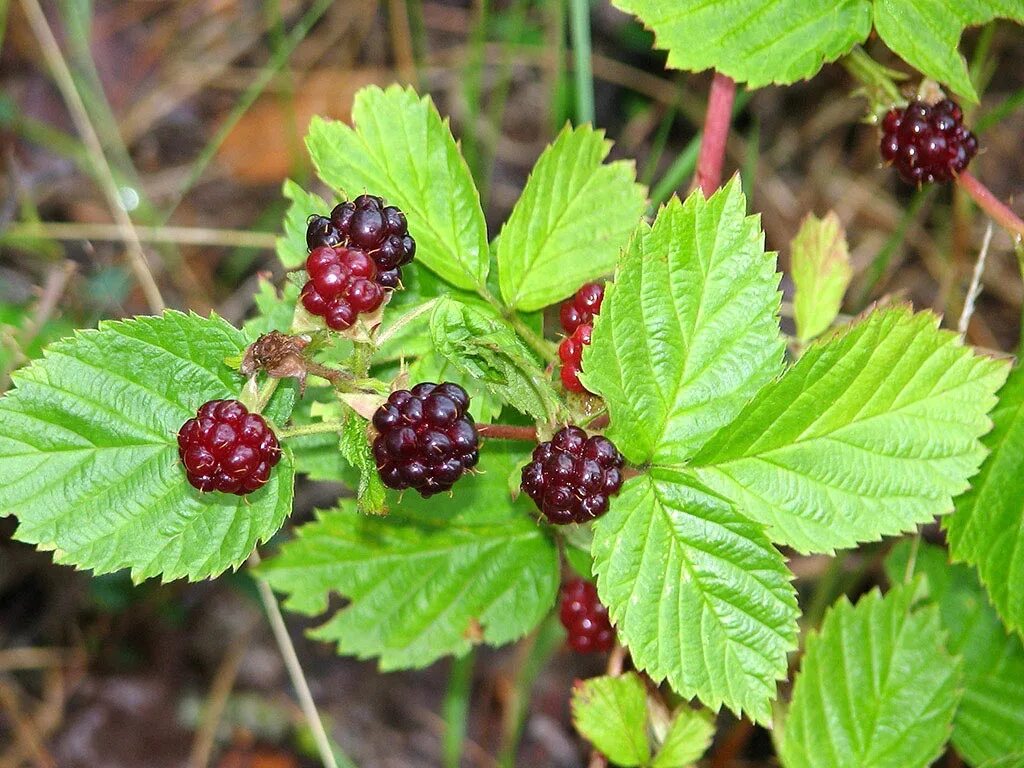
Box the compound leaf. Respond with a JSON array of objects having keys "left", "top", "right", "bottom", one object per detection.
[
  {"left": 584, "top": 179, "right": 784, "bottom": 465},
  {"left": 306, "top": 86, "right": 489, "bottom": 291},
  {"left": 790, "top": 212, "right": 852, "bottom": 344},
  {"left": 258, "top": 445, "right": 559, "bottom": 669},
  {"left": 779, "top": 584, "right": 961, "bottom": 768},
  {"left": 692, "top": 306, "right": 1008, "bottom": 553},
  {"left": 946, "top": 364, "right": 1024, "bottom": 638},
  {"left": 497, "top": 124, "right": 646, "bottom": 311},
  {"left": 592, "top": 469, "right": 798, "bottom": 724},
  {"left": 571, "top": 673, "right": 652, "bottom": 767},
  {"left": 0, "top": 311, "right": 296, "bottom": 582}
]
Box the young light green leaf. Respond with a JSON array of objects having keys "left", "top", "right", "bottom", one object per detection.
[
  {"left": 242, "top": 277, "right": 300, "bottom": 339},
  {"left": 874, "top": 0, "right": 1024, "bottom": 103},
  {"left": 430, "top": 297, "right": 560, "bottom": 423},
  {"left": 946, "top": 364, "right": 1024, "bottom": 638},
  {"left": 306, "top": 86, "right": 489, "bottom": 291},
  {"left": 592, "top": 469, "right": 798, "bottom": 724},
  {"left": 611, "top": 0, "right": 872, "bottom": 89},
  {"left": 790, "top": 212, "right": 852, "bottom": 344},
  {"left": 258, "top": 445, "right": 559, "bottom": 669},
  {"left": 496, "top": 124, "right": 646, "bottom": 311},
  {"left": 583, "top": 179, "right": 784, "bottom": 465},
  {"left": 651, "top": 707, "right": 714, "bottom": 768},
  {"left": 779, "top": 584, "right": 961, "bottom": 768},
  {"left": 886, "top": 541, "right": 1024, "bottom": 767},
  {"left": 339, "top": 413, "right": 386, "bottom": 516},
  {"left": 571, "top": 673, "right": 652, "bottom": 767},
  {"left": 0, "top": 311, "right": 296, "bottom": 582},
  {"left": 277, "top": 179, "right": 332, "bottom": 269},
  {"left": 691, "top": 306, "right": 1008, "bottom": 553}
]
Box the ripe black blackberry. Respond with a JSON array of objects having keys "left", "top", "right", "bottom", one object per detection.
[
  {"left": 559, "top": 579, "right": 614, "bottom": 653},
  {"left": 177, "top": 399, "right": 281, "bottom": 495},
  {"left": 306, "top": 194, "right": 416, "bottom": 288},
  {"left": 372, "top": 382, "right": 479, "bottom": 497},
  {"left": 880, "top": 99, "right": 978, "bottom": 185},
  {"left": 559, "top": 283, "right": 604, "bottom": 334},
  {"left": 558, "top": 324, "right": 592, "bottom": 394},
  {"left": 520, "top": 426, "right": 624, "bottom": 524},
  {"left": 301, "top": 245, "right": 385, "bottom": 331}
]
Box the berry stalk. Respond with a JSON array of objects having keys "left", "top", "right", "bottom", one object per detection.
[
  {"left": 694, "top": 72, "right": 736, "bottom": 198},
  {"left": 957, "top": 171, "right": 1024, "bottom": 241}
]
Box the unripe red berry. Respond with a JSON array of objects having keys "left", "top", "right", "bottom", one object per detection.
[
  {"left": 880, "top": 99, "right": 978, "bottom": 185},
  {"left": 559, "top": 579, "right": 614, "bottom": 653}
]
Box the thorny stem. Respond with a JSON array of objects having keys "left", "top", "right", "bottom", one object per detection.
[
  {"left": 957, "top": 171, "right": 1024, "bottom": 241},
  {"left": 477, "top": 423, "right": 538, "bottom": 441},
  {"left": 694, "top": 72, "right": 736, "bottom": 198}
]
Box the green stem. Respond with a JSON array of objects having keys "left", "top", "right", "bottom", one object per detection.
[
  {"left": 479, "top": 286, "right": 556, "bottom": 363},
  {"left": 241, "top": 376, "right": 281, "bottom": 415},
  {"left": 442, "top": 651, "right": 475, "bottom": 768},
  {"left": 277, "top": 420, "right": 346, "bottom": 439},
  {"left": 568, "top": 0, "right": 594, "bottom": 125}
]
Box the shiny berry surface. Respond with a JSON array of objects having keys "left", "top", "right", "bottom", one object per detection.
[
  {"left": 520, "top": 426, "right": 624, "bottom": 524},
  {"left": 372, "top": 382, "right": 479, "bottom": 497},
  {"left": 558, "top": 324, "right": 593, "bottom": 394},
  {"left": 880, "top": 99, "right": 978, "bottom": 185},
  {"left": 559, "top": 283, "right": 604, "bottom": 334},
  {"left": 559, "top": 579, "right": 614, "bottom": 653},
  {"left": 177, "top": 399, "right": 281, "bottom": 495},
  {"left": 301, "top": 245, "right": 385, "bottom": 330}
]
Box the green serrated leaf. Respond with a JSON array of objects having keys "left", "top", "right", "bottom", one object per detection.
[
  {"left": 947, "top": 364, "right": 1024, "bottom": 639},
  {"left": 258, "top": 444, "right": 559, "bottom": 668},
  {"left": 583, "top": 179, "right": 784, "bottom": 465},
  {"left": 652, "top": 707, "right": 714, "bottom": 768},
  {"left": 873, "top": 0, "right": 1024, "bottom": 103},
  {"left": 611, "top": 0, "right": 872, "bottom": 89},
  {"left": 0, "top": 311, "right": 296, "bottom": 582},
  {"left": 496, "top": 124, "right": 646, "bottom": 311},
  {"left": 592, "top": 469, "right": 798, "bottom": 724},
  {"left": 277, "top": 179, "right": 332, "bottom": 270},
  {"left": 306, "top": 86, "right": 489, "bottom": 291},
  {"left": 430, "top": 297, "right": 560, "bottom": 422},
  {"left": 338, "top": 412, "right": 386, "bottom": 516},
  {"left": 885, "top": 541, "right": 1024, "bottom": 766},
  {"left": 571, "top": 673, "right": 652, "bottom": 767},
  {"left": 692, "top": 306, "right": 1008, "bottom": 553},
  {"left": 790, "top": 212, "right": 852, "bottom": 344},
  {"left": 779, "top": 584, "right": 961, "bottom": 768}
]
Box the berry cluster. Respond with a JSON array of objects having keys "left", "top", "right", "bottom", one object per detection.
[
  {"left": 177, "top": 400, "right": 281, "bottom": 495},
  {"left": 558, "top": 283, "right": 604, "bottom": 394},
  {"left": 559, "top": 579, "right": 614, "bottom": 653},
  {"left": 521, "top": 426, "right": 624, "bottom": 524},
  {"left": 372, "top": 382, "right": 480, "bottom": 497},
  {"left": 301, "top": 246, "right": 385, "bottom": 330},
  {"left": 306, "top": 194, "right": 416, "bottom": 289},
  {"left": 880, "top": 99, "right": 978, "bottom": 185}
]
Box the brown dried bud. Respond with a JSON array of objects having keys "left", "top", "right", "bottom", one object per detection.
[{"left": 241, "top": 331, "right": 311, "bottom": 390}]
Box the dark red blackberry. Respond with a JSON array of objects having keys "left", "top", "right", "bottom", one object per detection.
[
  {"left": 558, "top": 324, "right": 592, "bottom": 394},
  {"left": 301, "top": 245, "right": 385, "bottom": 331},
  {"left": 559, "top": 579, "right": 614, "bottom": 653},
  {"left": 520, "top": 427, "right": 624, "bottom": 524},
  {"left": 330, "top": 194, "right": 416, "bottom": 286},
  {"left": 372, "top": 382, "right": 479, "bottom": 497},
  {"left": 177, "top": 399, "right": 281, "bottom": 495},
  {"left": 880, "top": 99, "right": 978, "bottom": 185},
  {"left": 559, "top": 283, "right": 604, "bottom": 334}
]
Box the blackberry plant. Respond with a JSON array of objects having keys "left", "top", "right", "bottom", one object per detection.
[{"left": 3, "top": 3, "right": 1024, "bottom": 764}]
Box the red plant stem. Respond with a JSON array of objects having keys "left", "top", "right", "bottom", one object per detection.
[
  {"left": 694, "top": 72, "right": 736, "bottom": 198},
  {"left": 476, "top": 423, "right": 538, "bottom": 442},
  {"left": 957, "top": 171, "right": 1024, "bottom": 240}
]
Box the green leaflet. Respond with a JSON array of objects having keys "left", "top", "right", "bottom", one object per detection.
[
  {"left": 571, "top": 673, "right": 652, "bottom": 766},
  {"left": 496, "top": 124, "right": 646, "bottom": 311},
  {"left": 592, "top": 469, "right": 798, "bottom": 724},
  {"left": 779, "top": 584, "right": 961, "bottom": 768},
  {"left": 946, "top": 364, "right": 1024, "bottom": 637},
  {"left": 257, "top": 444, "right": 559, "bottom": 669},
  {"left": 306, "top": 85, "right": 489, "bottom": 291},
  {"left": 0, "top": 311, "right": 296, "bottom": 582},
  {"left": 886, "top": 541, "right": 1024, "bottom": 766},
  {"left": 583, "top": 179, "right": 784, "bottom": 465},
  {"left": 692, "top": 306, "right": 1008, "bottom": 553},
  {"left": 338, "top": 412, "right": 386, "bottom": 516},
  {"left": 652, "top": 707, "right": 714, "bottom": 768},
  {"left": 789, "top": 212, "right": 852, "bottom": 345}
]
